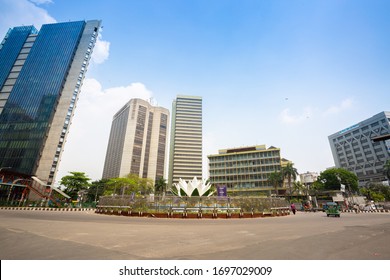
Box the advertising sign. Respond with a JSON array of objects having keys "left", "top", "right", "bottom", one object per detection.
[{"left": 217, "top": 185, "right": 227, "bottom": 197}]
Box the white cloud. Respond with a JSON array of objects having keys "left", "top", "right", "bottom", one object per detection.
[
  {"left": 0, "top": 0, "right": 56, "bottom": 36},
  {"left": 56, "top": 79, "right": 154, "bottom": 181},
  {"left": 279, "top": 107, "right": 312, "bottom": 124},
  {"left": 29, "top": 0, "right": 53, "bottom": 5},
  {"left": 91, "top": 33, "right": 110, "bottom": 64},
  {"left": 323, "top": 98, "right": 353, "bottom": 116},
  {"left": 0, "top": 0, "right": 110, "bottom": 67}
]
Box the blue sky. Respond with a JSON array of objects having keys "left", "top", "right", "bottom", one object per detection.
[{"left": 1, "top": 0, "right": 389, "bottom": 182}]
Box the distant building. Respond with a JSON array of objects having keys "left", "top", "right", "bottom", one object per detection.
[
  {"left": 0, "top": 20, "right": 101, "bottom": 184},
  {"left": 328, "top": 111, "right": 390, "bottom": 186},
  {"left": 300, "top": 171, "right": 319, "bottom": 186},
  {"left": 208, "top": 145, "right": 283, "bottom": 194},
  {"left": 102, "top": 99, "right": 169, "bottom": 182},
  {"left": 168, "top": 95, "right": 202, "bottom": 187},
  {"left": 300, "top": 171, "right": 319, "bottom": 195}
]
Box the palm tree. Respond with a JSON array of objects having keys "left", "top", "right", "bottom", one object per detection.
[
  {"left": 268, "top": 171, "right": 283, "bottom": 195},
  {"left": 292, "top": 181, "right": 305, "bottom": 195},
  {"left": 154, "top": 177, "right": 167, "bottom": 195},
  {"left": 383, "top": 160, "right": 390, "bottom": 181},
  {"left": 282, "top": 163, "right": 298, "bottom": 199}
]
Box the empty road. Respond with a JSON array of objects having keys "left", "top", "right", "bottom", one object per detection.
[{"left": 0, "top": 209, "right": 389, "bottom": 260}]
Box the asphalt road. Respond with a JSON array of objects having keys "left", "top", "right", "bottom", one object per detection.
[{"left": 0, "top": 210, "right": 389, "bottom": 260}]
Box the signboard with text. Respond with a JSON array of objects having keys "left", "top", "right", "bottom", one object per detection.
[{"left": 217, "top": 185, "right": 227, "bottom": 197}]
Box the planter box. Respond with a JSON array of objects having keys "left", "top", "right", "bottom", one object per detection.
[
  {"left": 170, "top": 213, "right": 184, "bottom": 218},
  {"left": 241, "top": 213, "right": 253, "bottom": 218},
  {"left": 186, "top": 213, "right": 198, "bottom": 219},
  {"left": 262, "top": 212, "right": 273, "bottom": 217},
  {"left": 121, "top": 211, "right": 131, "bottom": 216},
  {"left": 229, "top": 213, "right": 241, "bottom": 219},
  {"left": 151, "top": 213, "right": 169, "bottom": 218},
  {"left": 201, "top": 213, "right": 214, "bottom": 219},
  {"left": 252, "top": 213, "right": 263, "bottom": 218}
]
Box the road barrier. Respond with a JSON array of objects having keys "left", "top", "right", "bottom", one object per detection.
[{"left": 0, "top": 206, "right": 95, "bottom": 212}]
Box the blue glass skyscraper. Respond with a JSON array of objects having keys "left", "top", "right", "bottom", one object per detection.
[{"left": 0, "top": 20, "right": 101, "bottom": 184}]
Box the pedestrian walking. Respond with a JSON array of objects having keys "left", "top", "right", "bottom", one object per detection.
[{"left": 291, "top": 203, "right": 296, "bottom": 215}]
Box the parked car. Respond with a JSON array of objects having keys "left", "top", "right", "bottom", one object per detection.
[{"left": 361, "top": 204, "right": 376, "bottom": 211}]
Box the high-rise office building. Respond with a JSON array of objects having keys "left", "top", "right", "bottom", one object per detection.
[
  {"left": 102, "top": 98, "right": 169, "bottom": 182},
  {"left": 168, "top": 95, "right": 202, "bottom": 187},
  {"left": 0, "top": 20, "right": 101, "bottom": 184},
  {"left": 328, "top": 111, "right": 390, "bottom": 185}
]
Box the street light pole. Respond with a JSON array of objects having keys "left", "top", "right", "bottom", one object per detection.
[{"left": 95, "top": 185, "right": 99, "bottom": 203}]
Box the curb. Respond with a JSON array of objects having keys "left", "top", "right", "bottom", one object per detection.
[
  {"left": 0, "top": 207, "right": 95, "bottom": 212},
  {"left": 93, "top": 207, "right": 291, "bottom": 219},
  {"left": 342, "top": 209, "right": 389, "bottom": 213}
]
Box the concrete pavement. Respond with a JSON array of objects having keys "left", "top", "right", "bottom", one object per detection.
[{"left": 0, "top": 209, "right": 389, "bottom": 260}]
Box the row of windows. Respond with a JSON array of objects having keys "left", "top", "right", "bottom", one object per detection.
[
  {"left": 210, "top": 165, "right": 280, "bottom": 174},
  {"left": 50, "top": 24, "right": 97, "bottom": 179},
  {"left": 209, "top": 153, "right": 280, "bottom": 162},
  {"left": 335, "top": 122, "right": 390, "bottom": 141},
  {"left": 210, "top": 158, "right": 281, "bottom": 167}
]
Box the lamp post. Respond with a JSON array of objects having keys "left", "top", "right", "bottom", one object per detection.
[{"left": 94, "top": 185, "right": 99, "bottom": 203}]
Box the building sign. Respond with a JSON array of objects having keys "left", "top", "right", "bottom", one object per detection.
[
  {"left": 338, "top": 124, "right": 360, "bottom": 135},
  {"left": 217, "top": 185, "right": 227, "bottom": 197}
]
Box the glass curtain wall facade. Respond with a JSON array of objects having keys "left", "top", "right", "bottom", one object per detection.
[
  {"left": 102, "top": 99, "right": 169, "bottom": 182},
  {"left": 0, "top": 20, "right": 101, "bottom": 184},
  {"left": 328, "top": 111, "right": 390, "bottom": 185},
  {"left": 168, "top": 95, "right": 203, "bottom": 188},
  {"left": 208, "top": 145, "right": 282, "bottom": 193}
]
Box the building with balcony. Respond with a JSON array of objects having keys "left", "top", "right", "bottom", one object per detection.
[{"left": 208, "top": 145, "right": 283, "bottom": 195}]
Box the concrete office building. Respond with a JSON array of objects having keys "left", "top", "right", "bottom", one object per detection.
[
  {"left": 168, "top": 95, "right": 202, "bottom": 187},
  {"left": 328, "top": 111, "right": 390, "bottom": 185},
  {"left": 208, "top": 145, "right": 283, "bottom": 194},
  {"left": 0, "top": 20, "right": 101, "bottom": 185},
  {"left": 102, "top": 99, "right": 169, "bottom": 182},
  {"left": 300, "top": 171, "right": 319, "bottom": 187}
]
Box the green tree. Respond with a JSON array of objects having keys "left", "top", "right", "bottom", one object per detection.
[
  {"left": 86, "top": 179, "right": 108, "bottom": 202},
  {"left": 60, "top": 172, "right": 91, "bottom": 200},
  {"left": 315, "top": 168, "right": 358, "bottom": 192},
  {"left": 360, "top": 182, "right": 390, "bottom": 202},
  {"left": 103, "top": 174, "right": 154, "bottom": 196},
  {"left": 282, "top": 163, "right": 298, "bottom": 197},
  {"left": 292, "top": 181, "right": 305, "bottom": 195},
  {"left": 154, "top": 177, "right": 167, "bottom": 194},
  {"left": 383, "top": 160, "right": 390, "bottom": 181},
  {"left": 268, "top": 171, "right": 283, "bottom": 195}
]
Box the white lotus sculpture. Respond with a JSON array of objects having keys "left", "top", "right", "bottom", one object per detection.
[{"left": 172, "top": 177, "right": 214, "bottom": 197}]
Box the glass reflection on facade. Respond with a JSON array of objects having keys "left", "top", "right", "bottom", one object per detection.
[{"left": 0, "top": 20, "right": 101, "bottom": 184}]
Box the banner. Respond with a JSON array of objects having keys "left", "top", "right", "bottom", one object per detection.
[{"left": 217, "top": 185, "right": 227, "bottom": 197}]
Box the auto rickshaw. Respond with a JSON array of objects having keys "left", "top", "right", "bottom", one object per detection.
[{"left": 325, "top": 202, "right": 340, "bottom": 217}]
